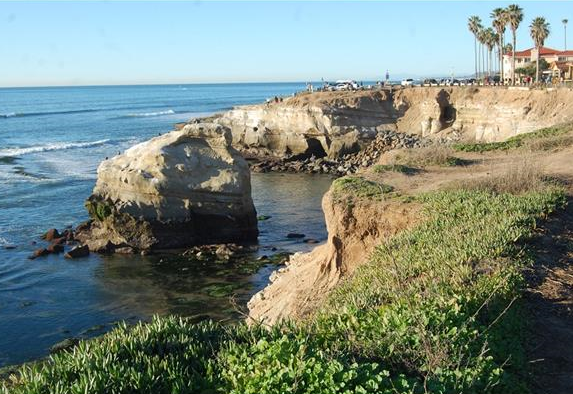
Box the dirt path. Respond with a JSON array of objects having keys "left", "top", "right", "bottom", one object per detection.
[{"left": 525, "top": 180, "right": 573, "bottom": 394}]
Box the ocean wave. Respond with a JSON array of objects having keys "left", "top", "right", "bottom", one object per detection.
[
  {"left": 0, "top": 108, "right": 99, "bottom": 119},
  {"left": 0, "top": 139, "right": 111, "bottom": 157},
  {"left": 120, "top": 109, "right": 175, "bottom": 118}
]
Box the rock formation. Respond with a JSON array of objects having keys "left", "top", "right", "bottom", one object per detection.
[
  {"left": 187, "top": 87, "right": 573, "bottom": 162},
  {"left": 214, "top": 90, "right": 402, "bottom": 159},
  {"left": 394, "top": 86, "right": 573, "bottom": 142},
  {"left": 248, "top": 188, "right": 419, "bottom": 325},
  {"left": 76, "top": 123, "right": 258, "bottom": 252}
]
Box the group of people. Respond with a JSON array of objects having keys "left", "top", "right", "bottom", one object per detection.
[{"left": 265, "top": 96, "right": 284, "bottom": 106}]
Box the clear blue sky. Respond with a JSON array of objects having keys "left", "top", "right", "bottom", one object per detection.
[{"left": 0, "top": 1, "right": 570, "bottom": 87}]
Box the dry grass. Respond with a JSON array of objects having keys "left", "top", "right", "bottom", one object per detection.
[
  {"left": 391, "top": 146, "right": 468, "bottom": 167},
  {"left": 451, "top": 160, "right": 549, "bottom": 195},
  {"left": 524, "top": 134, "right": 573, "bottom": 152}
]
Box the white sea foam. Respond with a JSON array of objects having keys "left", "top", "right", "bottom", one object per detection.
[
  {"left": 1, "top": 112, "right": 17, "bottom": 118},
  {"left": 124, "top": 109, "right": 175, "bottom": 118},
  {"left": 0, "top": 139, "right": 111, "bottom": 157}
]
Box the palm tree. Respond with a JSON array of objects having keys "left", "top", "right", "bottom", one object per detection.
[
  {"left": 485, "top": 29, "right": 499, "bottom": 79},
  {"left": 530, "top": 17, "right": 550, "bottom": 83},
  {"left": 478, "top": 27, "right": 488, "bottom": 80},
  {"left": 491, "top": 7, "right": 508, "bottom": 84},
  {"left": 468, "top": 16, "right": 483, "bottom": 79},
  {"left": 564, "top": 19, "right": 569, "bottom": 50},
  {"left": 506, "top": 4, "right": 524, "bottom": 85}
]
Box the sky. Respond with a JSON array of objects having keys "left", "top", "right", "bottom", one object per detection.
[{"left": 0, "top": 1, "right": 571, "bottom": 87}]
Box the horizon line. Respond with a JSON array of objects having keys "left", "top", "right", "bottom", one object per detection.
[{"left": 0, "top": 74, "right": 475, "bottom": 89}]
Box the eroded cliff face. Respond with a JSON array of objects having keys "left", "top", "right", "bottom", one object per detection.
[
  {"left": 76, "top": 123, "right": 258, "bottom": 252},
  {"left": 209, "top": 87, "right": 573, "bottom": 159},
  {"left": 215, "top": 90, "right": 402, "bottom": 159},
  {"left": 395, "top": 87, "right": 573, "bottom": 142},
  {"left": 247, "top": 190, "right": 419, "bottom": 325}
]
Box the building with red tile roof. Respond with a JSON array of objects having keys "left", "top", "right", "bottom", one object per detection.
[{"left": 503, "top": 46, "right": 573, "bottom": 81}]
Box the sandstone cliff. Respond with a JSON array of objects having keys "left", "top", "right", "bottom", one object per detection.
[
  {"left": 394, "top": 87, "right": 573, "bottom": 142},
  {"left": 204, "top": 87, "right": 573, "bottom": 161},
  {"left": 215, "top": 90, "right": 402, "bottom": 159},
  {"left": 77, "top": 123, "right": 258, "bottom": 252},
  {"left": 248, "top": 188, "right": 419, "bottom": 325}
]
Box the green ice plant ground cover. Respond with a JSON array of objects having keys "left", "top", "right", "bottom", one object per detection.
[{"left": 3, "top": 185, "right": 565, "bottom": 394}]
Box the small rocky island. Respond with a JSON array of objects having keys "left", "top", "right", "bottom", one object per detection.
[{"left": 75, "top": 123, "right": 258, "bottom": 253}]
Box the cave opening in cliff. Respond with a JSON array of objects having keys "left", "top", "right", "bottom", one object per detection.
[
  {"left": 440, "top": 104, "right": 457, "bottom": 125},
  {"left": 304, "top": 137, "right": 328, "bottom": 159}
]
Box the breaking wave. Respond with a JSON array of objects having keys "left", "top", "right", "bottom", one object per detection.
[
  {"left": 0, "top": 139, "right": 111, "bottom": 157},
  {"left": 120, "top": 109, "right": 175, "bottom": 118}
]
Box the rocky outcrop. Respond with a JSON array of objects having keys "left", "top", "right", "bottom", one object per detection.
[
  {"left": 214, "top": 90, "right": 403, "bottom": 159},
  {"left": 395, "top": 87, "right": 573, "bottom": 142},
  {"left": 248, "top": 189, "right": 419, "bottom": 325},
  {"left": 200, "top": 87, "right": 573, "bottom": 161},
  {"left": 250, "top": 129, "right": 426, "bottom": 176},
  {"left": 76, "top": 123, "right": 258, "bottom": 252}
]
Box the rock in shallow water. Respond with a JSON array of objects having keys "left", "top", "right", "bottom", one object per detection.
[
  {"left": 76, "top": 123, "right": 258, "bottom": 252},
  {"left": 64, "top": 245, "right": 90, "bottom": 259}
]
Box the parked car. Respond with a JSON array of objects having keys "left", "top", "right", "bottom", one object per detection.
[
  {"left": 422, "top": 79, "right": 439, "bottom": 87},
  {"left": 401, "top": 78, "right": 414, "bottom": 86},
  {"left": 334, "top": 80, "right": 359, "bottom": 91}
]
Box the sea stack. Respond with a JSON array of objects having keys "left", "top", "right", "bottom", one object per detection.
[{"left": 76, "top": 123, "right": 258, "bottom": 253}]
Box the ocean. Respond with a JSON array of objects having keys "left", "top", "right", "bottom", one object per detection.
[{"left": 0, "top": 83, "right": 332, "bottom": 367}]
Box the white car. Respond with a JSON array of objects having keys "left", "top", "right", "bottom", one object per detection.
[
  {"left": 401, "top": 79, "right": 414, "bottom": 86},
  {"left": 334, "top": 80, "right": 359, "bottom": 91}
]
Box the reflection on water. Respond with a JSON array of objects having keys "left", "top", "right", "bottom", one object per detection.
[{"left": 0, "top": 173, "right": 332, "bottom": 367}]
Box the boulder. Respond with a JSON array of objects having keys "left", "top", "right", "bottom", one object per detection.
[
  {"left": 286, "top": 233, "right": 305, "bottom": 239},
  {"left": 29, "top": 248, "right": 49, "bottom": 259},
  {"left": 47, "top": 243, "right": 64, "bottom": 254},
  {"left": 42, "top": 228, "right": 60, "bottom": 241},
  {"left": 64, "top": 245, "right": 90, "bottom": 259},
  {"left": 76, "top": 123, "right": 258, "bottom": 251}
]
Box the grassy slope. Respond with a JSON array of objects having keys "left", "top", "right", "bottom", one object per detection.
[
  {"left": 3, "top": 186, "right": 566, "bottom": 393},
  {"left": 453, "top": 125, "right": 573, "bottom": 153}
]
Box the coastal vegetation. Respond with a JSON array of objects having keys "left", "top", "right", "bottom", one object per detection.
[
  {"left": 332, "top": 176, "right": 394, "bottom": 202},
  {"left": 453, "top": 124, "right": 573, "bottom": 152},
  {"left": 391, "top": 146, "right": 468, "bottom": 168},
  {"left": 3, "top": 159, "right": 567, "bottom": 393}
]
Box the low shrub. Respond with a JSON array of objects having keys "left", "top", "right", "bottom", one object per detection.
[{"left": 332, "top": 176, "right": 394, "bottom": 202}]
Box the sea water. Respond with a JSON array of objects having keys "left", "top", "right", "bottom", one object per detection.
[{"left": 0, "top": 83, "right": 332, "bottom": 367}]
